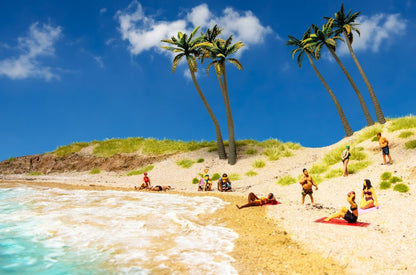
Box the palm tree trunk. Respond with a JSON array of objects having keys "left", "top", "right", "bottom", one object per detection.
[
  {"left": 343, "top": 31, "right": 386, "bottom": 124},
  {"left": 221, "top": 66, "right": 237, "bottom": 165},
  {"left": 188, "top": 64, "right": 227, "bottom": 159},
  {"left": 326, "top": 46, "right": 374, "bottom": 126},
  {"left": 306, "top": 53, "right": 354, "bottom": 136}
]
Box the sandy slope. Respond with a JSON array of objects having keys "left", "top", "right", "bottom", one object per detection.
[{"left": 1, "top": 122, "right": 415, "bottom": 274}]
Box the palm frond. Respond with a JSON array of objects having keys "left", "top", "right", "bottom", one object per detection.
[
  {"left": 172, "top": 53, "right": 185, "bottom": 73},
  {"left": 227, "top": 58, "right": 243, "bottom": 70}
]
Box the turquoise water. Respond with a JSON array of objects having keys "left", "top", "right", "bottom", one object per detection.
[{"left": 0, "top": 185, "right": 238, "bottom": 274}]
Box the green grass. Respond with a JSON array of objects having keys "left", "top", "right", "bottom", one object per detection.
[
  {"left": 253, "top": 160, "right": 266, "bottom": 168},
  {"left": 277, "top": 175, "right": 297, "bottom": 186},
  {"left": 7, "top": 157, "right": 17, "bottom": 162},
  {"left": 348, "top": 161, "right": 372, "bottom": 174},
  {"left": 325, "top": 168, "right": 343, "bottom": 179},
  {"left": 259, "top": 139, "right": 300, "bottom": 161},
  {"left": 388, "top": 116, "right": 416, "bottom": 132},
  {"left": 380, "top": 172, "right": 392, "bottom": 180},
  {"left": 192, "top": 177, "right": 199, "bottom": 184},
  {"left": 380, "top": 181, "right": 391, "bottom": 190},
  {"left": 29, "top": 171, "right": 42, "bottom": 176},
  {"left": 310, "top": 174, "right": 324, "bottom": 185},
  {"left": 126, "top": 165, "right": 154, "bottom": 176},
  {"left": 55, "top": 142, "right": 90, "bottom": 157},
  {"left": 229, "top": 173, "right": 241, "bottom": 181},
  {"left": 309, "top": 164, "right": 329, "bottom": 174},
  {"left": 245, "top": 170, "right": 258, "bottom": 177},
  {"left": 355, "top": 124, "right": 384, "bottom": 144},
  {"left": 393, "top": 183, "right": 409, "bottom": 193},
  {"left": 398, "top": 131, "right": 414, "bottom": 139},
  {"left": 89, "top": 168, "right": 101, "bottom": 174},
  {"left": 236, "top": 139, "right": 259, "bottom": 146},
  {"left": 177, "top": 159, "right": 195, "bottom": 168},
  {"left": 196, "top": 158, "right": 204, "bottom": 163},
  {"left": 404, "top": 140, "right": 416, "bottom": 149},
  {"left": 211, "top": 173, "right": 221, "bottom": 181},
  {"left": 389, "top": 176, "right": 403, "bottom": 183},
  {"left": 244, "top": 148, "right": 258, "bottom": 155},
  {"left": 371, "top": 136, "right": 378, "bottom": 142},
  {"left": 207, "top": 147, "right": 218, "bottom": 152}
]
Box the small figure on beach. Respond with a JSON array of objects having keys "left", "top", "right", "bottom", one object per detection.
[
  {"left": 341, "top": 145, "right": 351, "bottom": 177},
  {"left": 236, "top": 192, "right": 277, "bottom": 209},
  {"left": 198, "top": 170, "right": 212, "bottom": 191},
  {"left": 377, "top": 133, "right": 393, "bottom": 165},
  {"left": 324, "top": 191, "right": 358, "bottom": 223},
  {"left": 218, "top": 173, "right": 232, "bottom": 192},
  {"left": 149, "top": 185, "right": 173, "bottom": 191},
  {"left": 299, "top": 168, "right": 318, "bottom": 205},
  {"left": 360, "top": 179, "right": 378, "bottom": 209},
  {"left": 134, "top": 172, "right": 151, "bottom": 190}
]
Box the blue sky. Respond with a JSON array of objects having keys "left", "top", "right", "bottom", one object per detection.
[{"left": 0, "top": 0, "right": 415, "bottom": 161}]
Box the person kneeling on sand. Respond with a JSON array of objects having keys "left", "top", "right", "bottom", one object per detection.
[
  {"left": 218, "top": 173, "right": 232, "bottom": 192},
  {"left": 236, "top": 192, "right": 277, "bottom": 209},
  {"left": 324, "top": 191, "right": 358, "bottom": 223},
  {"left": 299, "top": 168, "right": 318, "bottom": 205},
  {"left": 134, "top": 172, "right": 151, "bottom": 190},
  {"left": 360, "top": 179, "right": 378, "bottom": 209}
]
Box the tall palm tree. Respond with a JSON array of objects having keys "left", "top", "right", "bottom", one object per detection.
[
  {"left": 325, "top": 4, "right": 386, "bottom": 124},
  {"left": 287, "top": 29, "right": 353, "bottom": 136},
  {"left": 160, "top": 27, "right": 227, "bottom": 159},
  {"left": 200, "top": 34, "right": 244, "bottom": 165},
  {"left": 304, "top": 20, "right": 374, "bottom": 126}
]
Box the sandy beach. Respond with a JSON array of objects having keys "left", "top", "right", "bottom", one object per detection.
[{"left": 1, "top": 122, "right": 415, "bottom": 274}]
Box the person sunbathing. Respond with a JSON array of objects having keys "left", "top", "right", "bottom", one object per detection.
[
  {"left": 360, "top": 179, "right": 378, "bottom": 209},
  {"left": 324, "top": 191, "right": 358, "bottom": 223},
  {"left": 148, "top": 185, "right": 173, "bottom": 191},
  {"left": 236, "top": 192, "right": 277, "bottom": 209}
]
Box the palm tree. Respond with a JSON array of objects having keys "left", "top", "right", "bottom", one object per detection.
[
  {"left": 325, "top": 4, "right": 386, "bottom": 124},
  {"left": 160, "top": 27, "right": 227, "bottom": 159},
  {"left": 200, "top": 34, "right": 244, "bottom": 165},
  {"left": 287, "top": 29, "right": 353, "bottom": 136},
  {"left": 304, "top": 19, "right": 374, "bottom": 126}
]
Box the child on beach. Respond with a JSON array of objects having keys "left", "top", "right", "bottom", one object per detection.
[
  {"left": 299, "top": 168, "right": 318, "bottom": 205},
  {"left": 360, "top": 179, "right": 378, "bottom": 209},
  {"left": 377, "top": 133, "right": 393, "bottom": 165},
  {"left": 324, "top": 191, "right": 358, "bottom": 223},
  {"left": 341, "top": 145, "right": 351, "bottom": 177},
  {"left": 218, "top": 173, "right": 232, "bottom": 192},
  {"left": 236, "top": 192, "right": 277, "bottom": 209}
]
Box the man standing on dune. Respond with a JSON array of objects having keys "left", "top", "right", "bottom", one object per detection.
[
  {"left": 299, "top": 168, "right": 318, "bottom": 205},
  {"left": 377, "top": 133, "right": 393, "bottom": 165}
]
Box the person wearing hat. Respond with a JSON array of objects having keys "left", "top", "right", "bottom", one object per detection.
[
  {"left": 218, "top": 173, "right": 232, "bottom": 192},
  {"left": 341, "top": 145, "right": 351, "bottom": 177}
]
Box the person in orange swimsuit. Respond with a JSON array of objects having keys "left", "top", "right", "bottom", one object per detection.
[{"left": 236, "top": 192, "right": 277, "bottom": 209}]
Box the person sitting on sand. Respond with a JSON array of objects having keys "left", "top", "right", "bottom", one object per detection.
[
  {"left": 198, "top": 172, "right": 212, "bottom": 191},
  {"left": 149, "top": 185, "right": 173, "bottom": 191},
  {"left": 324, "top": 191, "right": 358, "bottom": 223},
  {"left": 360, "top": 179, "right": 378, "bottom": 209},
  {"left": 236, "top": 192, "right": 277, "bottom": 209},
  {"left": 134, "top": 172, "right": 151, "bottom": 190},
  {"left": 299, "top": 168, "right": 318, "bottom": 205},
  {"left": 341, "top": 145, "right": 351, "bottom": 177},
  {"left": 377, "top": 133, "right": 393, "bottom": 165},
  {"left": 218, "top": 173, "right": 232, "bottom": 192}
]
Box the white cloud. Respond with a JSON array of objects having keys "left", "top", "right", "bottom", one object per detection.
[
  {"left": 100, "top": 8, "right": 107, "bottom": 14},
  {"left": 116, "top": 1, "right": 273, "bottom": 56},
  {"left": 93, "top": 56, "right": 105, "bottom": 68},
  {"left": 0, "top": 22, "right": 62, "bottom": 80},
  {"left": 336, "top": 13, "right": 406, "bottom": 56}
]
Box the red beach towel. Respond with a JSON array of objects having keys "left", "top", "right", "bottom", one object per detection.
[
  {"left": 314, "top": 217, "right": 370, "bottom": 227},
  {"left": 262, "top": 201, "right": 281, "bottom": 206}
]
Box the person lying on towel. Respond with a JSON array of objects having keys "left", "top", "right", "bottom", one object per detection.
[{"left": 324, "top": 191, "right": 358, "bottom": 223}]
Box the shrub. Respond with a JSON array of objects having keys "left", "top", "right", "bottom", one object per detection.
[
  {"left": 211, "top": 173, "right": 221, "bottom": 181},
  {"left": 89, "top": 168, "right": 101, "bottom": 174},
  {"left": 380, "top": 172, "right": 392, "bottom": 180},
  {"left": 229, "top": 173, "right": 241, "bottom": 181},
  {"left": 127, "top": 165, "right": 154, "bottom": 176},
  {"left": 348, "top": 161, "right": 372, "bottom": 174},
  {"left": 388, "top": 116, "right": 416, "bottom": 132},
  {"left": 192, "top": 177, "right": 199, "bottom": 184},
  {"left": 277, "top": 175, "right": 297, "bottom": 186},
  {"left": 245, "top": 170, "right": 258, "bottom": 177},
  {"left": 285, "top": 142, "right": 301, "bottom": 150},
  {"left": 380, "top": 181, "right": 391, "bottom": 190},
  {"left": 389, "top": 176, "right": 403, "bottom": 183},
  {"left": 325, "top": 169, "right": 343, "bottom": 179},
  {"left": 245, "top": 148, "right": 258, "bottom": 155},
  {"left": 393, "top": 183, "right": 409, "bottom": 193},
  {"left": 253, "top": 160, "right": 266, "bottom": 168},
  {"left": 29, "top": 171, "right": 42, "bottom": 176},
  {"left": 197, "top": 158, "right": 204, "bottom": 163},
  {"left": 177, "top": 159, "right": 195, "bottom": 168},
  {"left": 404, "top": 140, "right": 416, "bottom": 149},
  {"left": 398, "top": 131, "right": 414, "bottom": 139}
]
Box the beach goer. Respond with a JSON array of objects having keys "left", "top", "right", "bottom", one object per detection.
[
  {"left": 198, "top": 172, "right": 212, "bottom": 191},
  {"left": 134, "top": 172, "right": 151, "bottom": 190},
  {"left": 299, "top": 168, "right": 318, "bottom": 205},
  {"left": 360, "top": 179, "right": 378, "bottom": 209},
  {"left": 324, "top": 191, "right": 358, "bottom": 223},
  {"left": 218, "top": 173, "right": 232, "bottom": 192},
  {"left": 377, "top": 133, "right": 393, "bottom": 165},
  {"left": 236, "top": 192, "right": 277, "bottom": 209},
  {"left": 341, "top": 145, "right": 351, "bottom": 177},
  {"left": 149, "top": 185, "right": 173, "bottom": 191}
]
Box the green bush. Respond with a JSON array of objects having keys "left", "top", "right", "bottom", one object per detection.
[
  {"left": 197, "top": 158, "right": 204, "bottom": 163},
  {"left": 253, "top": 160, "right": 266, "bottom": 168},
  {"left": 388, "top": 116, "right": 416, "bottom": 132},
  {"left": 389, "top": 176, "right": 403, "bottom": 183},
  {"left": 29, "top": 171, "right": 42, "bottom": 176},
  {"left": 229, "top": 173, "right": 241, "bottom": 181},
  {"left": 89, "top": 168, "right": 101, "bottom": 174},
  {"left": 380, "top": 181, "right": 391, "bottom": 190},
  {"left": 245, "top": 148, "right": 258, "bottom": 155},
  {"left": 393, "top": 183, "right": 409, "bottom": 193},
  {"left": 277, "top": 175, "right": 297, "bottom": 186},
  {"left": 398, "top": 131, "right": 414, "bottom": 139},
  {"left": 192, "top": 177, "right": 199, "bottom": 184},
  {"left": 127, "top": 165, "right": 154, "bottom": 176},
  {"left": 404, "top": 140, "right": 416, "bottom": 149},
  {"left": 380, "top": 172, "right": 392, "bottom": 180},
  {"left": 245, "top": 170, "right": 258, "bottom": 177},
  {"left": 177, "top": 159, "right": 195, "bottom": 168},
  {"left": 211, "top": 173, "right": 221, "bottom": 181}
]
